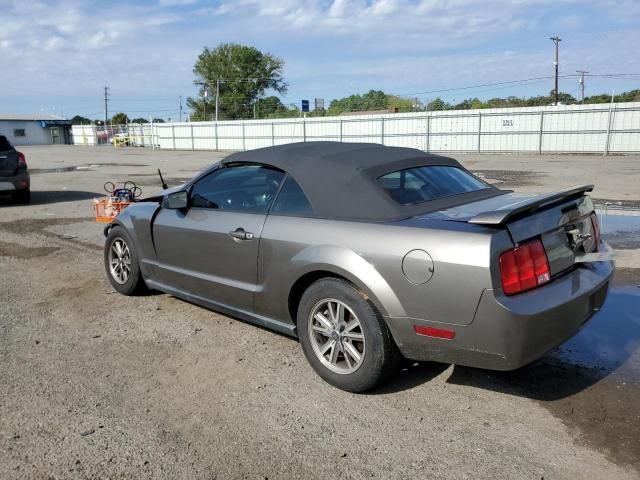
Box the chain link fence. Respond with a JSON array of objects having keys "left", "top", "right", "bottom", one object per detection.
[{"left": 71, "top": 102, "right": 640, "bottom": 154}]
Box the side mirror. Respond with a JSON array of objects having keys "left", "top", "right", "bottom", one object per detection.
[{"left": 163, "top": 190, "right": 189, "bottom": 209}]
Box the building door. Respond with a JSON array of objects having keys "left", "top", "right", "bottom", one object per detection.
[{"left": 50, "top": 127, "right": 61, "bottom": 144}]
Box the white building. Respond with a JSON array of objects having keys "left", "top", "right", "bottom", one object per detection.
[{"left": 0, "top": 114, "right": 72, "bottom": 146}]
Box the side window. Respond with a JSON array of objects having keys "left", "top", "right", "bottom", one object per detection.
[
  {"left": 190, "top": 165, "right": 284, "bottom": 214},
  {"left": 270, "top": 176, "right": 315, "bottom": 217}
]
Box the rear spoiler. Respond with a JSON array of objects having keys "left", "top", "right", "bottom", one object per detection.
[{"left": 468, "top": 185, "right": 594, "bottom": 226}]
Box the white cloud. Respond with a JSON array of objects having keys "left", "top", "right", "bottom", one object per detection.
[{"left": 0, "top": 0, "right": 637, "bottom": 115}]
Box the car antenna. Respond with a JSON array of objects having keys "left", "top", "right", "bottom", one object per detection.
[{"left": 157, "top": 168, "right": 168, "bottom": 190}]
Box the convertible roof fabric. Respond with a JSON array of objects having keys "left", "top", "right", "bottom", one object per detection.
[{"left": 221, "top": 142, "right": 503, "bottom": 221}]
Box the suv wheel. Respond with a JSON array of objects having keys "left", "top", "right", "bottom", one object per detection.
[
  {"left": 13, "top": 188, "right": 30, "bottom": 204},
  {"left": 297, "top": 278, "right": 399, "bottom": 392}
]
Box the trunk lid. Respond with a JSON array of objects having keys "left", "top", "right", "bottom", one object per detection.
[
  {"left": 423, "top": 186, "right": 598, "bottom": 276},
  {"left": 0, "top": 136, "right": 18, "bottom": 177}
]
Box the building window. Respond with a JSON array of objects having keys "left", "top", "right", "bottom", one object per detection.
[{"left": 13, "top": 129, "right": 26, "bottom": 137}]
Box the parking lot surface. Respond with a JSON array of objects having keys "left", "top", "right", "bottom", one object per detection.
[{"left": 1, "top": 146, "right": 639, "bottom": 479}]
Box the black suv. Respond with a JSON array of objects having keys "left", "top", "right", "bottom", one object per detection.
[{"left": 0, "top": 135, "right": 30, "bottom": 203}]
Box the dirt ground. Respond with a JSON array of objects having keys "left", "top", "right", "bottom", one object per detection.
[{"left": 1, "top": 146, "right": 639, "bottom": 479}]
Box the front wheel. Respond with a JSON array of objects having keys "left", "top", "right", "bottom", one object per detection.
[
  {"left": 104, "top": 226, "right": 147, "bottom": 295},
  {"left": 297, "top": 278, "right": 400, "bottom": 393}
]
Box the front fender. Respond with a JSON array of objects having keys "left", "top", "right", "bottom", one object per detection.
[
  {"left": 290, "top": 244, "right": 406, "bottom": 318},
  {"left": 103, "top": 203, "right": 161, "bottom": 272}
]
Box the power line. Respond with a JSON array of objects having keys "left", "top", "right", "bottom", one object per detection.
[{"left": 397, "top": 75, "right": 573, "bottom": 97}]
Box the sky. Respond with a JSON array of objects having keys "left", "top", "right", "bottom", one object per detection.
[{"left": 0, "top": 0, "right": 639, "bottom": 120}]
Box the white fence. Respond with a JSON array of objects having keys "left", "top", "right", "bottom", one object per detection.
[{"left": 71, "top": 102, "right": 640, "bottom": 154}]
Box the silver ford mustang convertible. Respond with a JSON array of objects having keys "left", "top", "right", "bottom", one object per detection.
[{"left": 104, "top": 142, "right": 614, "bottom": 392}]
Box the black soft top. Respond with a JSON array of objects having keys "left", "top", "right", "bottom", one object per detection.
[{"left": 221, "top": 142, "right": 504, "bottom": 221}]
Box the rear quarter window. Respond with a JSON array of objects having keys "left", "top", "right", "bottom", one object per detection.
[
  {"left": 378, "top": 165, "right": 490, "bottom": 205},
  {"left": 270, "top": 176, "right": 315, "bottom": 217}
]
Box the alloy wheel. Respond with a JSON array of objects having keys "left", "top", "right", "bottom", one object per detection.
[
  {"left": 308, "top": 298, "right": 366, "bottom": 375},
  {"left": 108, "top": 237, "right": 132, "bottom": 285}
]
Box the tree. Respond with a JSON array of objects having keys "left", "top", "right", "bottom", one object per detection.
[
  {"left": 186, "top": 43, "right": 287, "bottom": 121},
  {"left": 130, "top": 117, "right": 149, "bottom": 124},
  {"left": 152, "top": 118, "right": 165, "bottom": 123},
  {"left": 427, "top": 98, "right": 450, "bottom": 111},
  {"left": 111, "top": 112, "right": 129, "bottom": 125},
  {"left": 256, "top": 96, "right": 289, "bottom": 118},
  {"left": 70, "top": 115, "right": 92, "bottom": 125},
  {"left": 325, "top": 90, "right": 418, "bottom": 115}
]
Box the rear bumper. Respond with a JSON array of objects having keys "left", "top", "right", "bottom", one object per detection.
[
  {"left": 385, "top": 259, "right": 614, "bottom": 370},
  {"left": 0, "top": 172, "right": 30, "bottom": 192}
]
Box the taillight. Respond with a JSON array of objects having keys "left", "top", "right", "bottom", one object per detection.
[
  {"left": 17, "top": 152, "right": 27, "bottom": 168},
  {"left": 590, "top": 212, "right": 600, "bottom": 252},
  {"left": 499, "top": 239, "right": 551, "bottom": 295}
]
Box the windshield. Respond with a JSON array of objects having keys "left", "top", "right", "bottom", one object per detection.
[{"left": 378, "top": 165, "right": 490, "bottom": 205}]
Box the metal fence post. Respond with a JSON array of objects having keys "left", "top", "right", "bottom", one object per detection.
[
  {"left": 190, "top": 123, "right": 194, "bottom": 151},
  {"left": 151, "top": 120, "right": 155, "bottom": 151},
  {"left": 538, "top": 111, "right": 544, "bottom": 154},
  {"left": 214, "top": 122, "right": 218, "bottom": 151},
  {"left": 242, "top": 122, "right": 246, "bottom": 151},
  {"left": 477, "top": 112, "right": 482, "bottom": 153},
  {"left": 271, "top": 122, "right": 275, "bottom": 146},
  {"left": 339, "top": 119, "right": 343, "bottom": 142},
  {"left": 171, "top": 124, "right": 176, "bottom": 150},
  {"left": 381, "top": 118, "right": 385, "bottom": 145},
  {"left": 604, "top": 104, "right": 615, "bottom": 156},
  {"left": 425, "top": 114, "right": 430, "bottom": 153},
  {"left": 303, "top": 118, "right": 306, "bottom": 142}
]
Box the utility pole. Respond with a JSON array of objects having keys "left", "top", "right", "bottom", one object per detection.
[
  {"left": 215, "top": 79, "right": 220, "bottom": 122},
  {"left": 198, "top": 82, "right": 208, "bottom": 121},
  {"left": 103, "top": 86, "right": 110, "bottom": 128},
  {"left": 576, "top": 70, "right": 589, "bottom": 104},
  {"left": 179, "top": 96, "right": 183, "bottom": 122},
  {"left": 550, "top": 36, "right": 561, "bottom": 105}
]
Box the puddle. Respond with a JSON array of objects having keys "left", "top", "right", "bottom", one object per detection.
[
  {"left": 552, "top": 285, "right": 640, "bottom": 383},
  {"left": 29, "top": 166, "right": 83, "bottom": 174},
  {"left": 597, "top": 210, "right": 640, "bottom": 250},
  {"left": 447, "top": 284, "right": 640, "bottom": 469},
  {"left": 0, "top": 240, "right": 59, "bottom": 259},
  {"left": 30, "top": 163, "right": 148, "bottom": 174},
  {"left": 472, "top": 169, "right": 540, "bottom": 188}
]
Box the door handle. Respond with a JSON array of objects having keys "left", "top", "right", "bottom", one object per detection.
[{"left": 229, "top": 228, "right": 254, "bottom": 241}]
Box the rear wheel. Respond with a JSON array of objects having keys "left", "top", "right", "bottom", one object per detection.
[
  {"left": 104, "top": 226, "right": 147, "bottom": 295},
  {"left": 297, "top": 278, "right": 399, "bottom": 392},
  {"left": 13, "top": 188, "right": 30, "bottom": 204}
]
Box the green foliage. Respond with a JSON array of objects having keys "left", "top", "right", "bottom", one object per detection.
[
  {"left": 326, "top": 90, "right": 418, "bottom": 115},
  {"left": 585, "top": 89, "right": 640, "bottom": 104},
  {"left": 70, "top": 115, "right": 92, "bottom": 125},
  {"left": 152, "top": 118, "right": 165, "bottom": 123},
  {"left": 111, "top": 112, "right": 129, "bottom": 125},
  {"left": 130, "top": 117, "right": 149, "bottom": 124},
  {"left": 187, "top": 43, "right": 287, "bottom": 121},
  {"left": 427, "top": 98, "right": 450, "bottom": 111}
]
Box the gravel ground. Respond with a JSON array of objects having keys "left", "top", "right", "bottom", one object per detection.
[{"left": 1, "top": 146, "right": 639, "bottom": 479}]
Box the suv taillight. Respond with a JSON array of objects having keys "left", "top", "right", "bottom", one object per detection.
[
  {"left": 17, "top": 152, "right": 27, "bottom": 168},
  {"left": 590, "top": 212, "right": 600, "bottom": 252},
  {"left": 499, "top": 239, "right": 551, "bottom": 295}
]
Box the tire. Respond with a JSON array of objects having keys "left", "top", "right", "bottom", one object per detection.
[
  {"left": 104, "top": 226, "right": 147, "bottom": 295},
  {"left": 13, "top": 188, "right": 30, "bottom": 204},
  {"left": 297, "top": 278, "right": 400, "bottom": 393}
]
